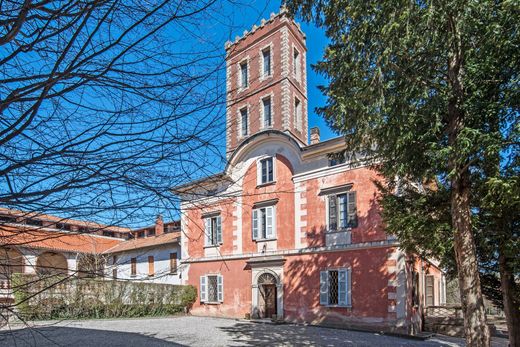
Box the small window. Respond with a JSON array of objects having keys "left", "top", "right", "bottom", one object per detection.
[
  {"left": 252, "top": 205, "right": 275, "bottom": 240},
  {"left": 293, "top": 48, "right": 301, "bottom": 81},
  {"left": 426, "top": 275, "right": 435, "bottom": 306},
  {"left": 240, "top": 107, "right": 248, "bottom": 137},
  {"left": 56, "top": 222, "right": 71, "bottom": 231},
  {"left": 147, "top": 228, "right": 155, "bottom": 237},
  {"left": 294, "top": 97, "right": 302, "bottom": 131},
  {"left": 262, "top": 97, "right": 272, "bottom": 127},
  {"left": 148, "top": 256, "right": 154, "bottom": 277},
  {"left": 204, "top": 215, "right": 222, "bottom": 246},
  {"left": 259, "top": 157, "right": 274, "bottom": 184},
  {"left": 112, "top": 268, "right": 117, "bottom": 279},
  {"left": 131, "top": 258, "right": 137, "bottom": 276},
  {"left": 320, "top": 269, "right": 351, "bottom": 307},
  {"left": 200, "top": 274, "right": 223, "bottom": 303},
  {"left": 328, "top": 191, "right": 357, "bottom": 230},
  {"left": 137, "top": 231, "right": 145, "bottom": 238},
  {"left": 103, "top": 231, "right": 114, "bottom": 237},
  {"left": 25, "top": 219, "right": 43, "bottom": 227},
  {"left": 240, "top": 61, "right": 248, "bottom": 88},
  {"left": 170, "top": 252, "right": 177, "bottom": 274},
  {"left": 262, "top": 48, "right": 271, "bottom": 77}
]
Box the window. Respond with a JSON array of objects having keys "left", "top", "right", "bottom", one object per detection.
[
  {"left": 131, "top": 257, "right": 136, "bottom": 276},
  {"left": 262, "top": 48, "right": 271, "bottom": 77},
  {"left": 262, "top": 97, "right": 272, "bottom": 127},
  {"left": 320, "top": 269, "right": 351, "bottom": 307},
  {"left": 148, "top": 256, "right": 154, "bottom": 276},
  {"left": 426, "top": 275, "right": 435, "bottom": 306},
  {"left": 56, "top": 222, "right": 71, "bottom": 231},
  {"left": 200, "top": 274, "right": 223, "bottom": 303},
  {"left": 147, "top": 228, "right": 155, "bottom": 237},
  {"left": 293, "top": 48, "right": 301, "bottom": 81},
  {"left": 103, "top": 231, "right": 114, "bottom": 237},
  {"left": 252, "top": 205, "right": 275, "bottom": 240},
  {"left": 294, "top": 97, "right": 302, "bottom": 131},
  {"left": 170, "top": 252, "right": 177, "bottom": 274},
  {"left": 240, "top": 107, "right": 248, "bottom": 137},
  {"left": 328, "top": 191, "right": 357, "bottom": 230},
  {"left": 240, "top": 61, "right": 248, "bottom": 88},
  {"left": 329, "top": 155, "right": 346, "bottom": 166},
  {"left": 259, "top": 157, "right": 274, "bottom": 184},
  {"left": 112, "top": 268, "right": 117, "bottom": 279},
  {"left": 137, "top": 231, "right": 145, "bottom": 238},
  {"left": 204, "top": 215, "right": 222, "bottom": 246}
]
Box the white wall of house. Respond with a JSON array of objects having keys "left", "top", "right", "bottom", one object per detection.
[{"left": 109, "top": 244, "right": 182, "bottom": 285}]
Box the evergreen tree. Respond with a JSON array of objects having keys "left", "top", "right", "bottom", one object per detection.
[{"left": 286, "top": 1, "right": 519, "bottom": 346}]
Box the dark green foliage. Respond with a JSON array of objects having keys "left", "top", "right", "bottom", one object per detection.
[{"left": 12, "top": 274, "right": 197, "bottom": 320}]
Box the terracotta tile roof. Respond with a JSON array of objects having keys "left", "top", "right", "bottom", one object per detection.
[
  {"left": 0, "top": 207, "right": 131, "bottom": 233},
  {"left": 104, "top": 232, "right": 181, "bottom": 254},
  {"left": 0, "top": 225, "right": 123, "bottom": 254}
]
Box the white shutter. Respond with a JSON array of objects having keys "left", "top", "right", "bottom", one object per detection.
[
  {"left": 204, "top": 218, "right": 211, "bottom": 246},
  {"left": 320, "top": 271, "right": 329, "bottom": 305},
  {"left": 200, "top": 276, "right": 207, "bottom": 302},
  {"left": 216, "top": 216, "right": 222, "bottom": 244},
  {"left": 266, "top": 206, "right": 274, "bottom": 238},
  {"left": 217, "top": 275, "right": 223, "bottom": 302},
  {"left": 252, "top": 209, "right": 258, "bottom": 240},
  {"left": 347, "top": 268, "right": 352, "bottom": 306},
  {"left": 338, "top": 270, "right": 347, "bottom": 306}
]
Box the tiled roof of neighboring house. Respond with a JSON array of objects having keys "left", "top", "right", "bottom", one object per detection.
[
  {"left": 0, "top": 225, "right": 123, "bottom": 254},
  {"left": 0, "top": 207, "right": 131, "bottom": 233},
  {"left": 104, "top": 232, "right": 181, "bottom": 254}
]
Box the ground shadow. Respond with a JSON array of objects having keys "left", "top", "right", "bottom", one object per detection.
[{"left": 0, "top": 326, "right": 185, "bottom": 347}]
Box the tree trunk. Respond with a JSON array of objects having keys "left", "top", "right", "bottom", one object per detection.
[
  {"left": 451, "top": 170, "right": 491, "bottom": 347},
  {"left": 498, "top": 246, "right": 520, "bottom": 347}
]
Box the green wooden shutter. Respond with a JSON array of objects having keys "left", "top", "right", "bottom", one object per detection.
[
  {"left": 252, "top": 209, "right": 258, "bottom": 240},
  {"left": 200, "top": 276, "right": 207, "bottom": 302},
  {"left": 328, "top": 196, "right": 337, "bottom": 230},
  {"left": 216, "top": 216, "right": 222, "bottom": 244},
  {"left": 217, "top": 275, "right": 223, "bottom": 302},
  {"left": 320, "top": 271, "right": 329, "bottom": 305},
  {"left": 347, "top": 191, "right": 357, "bottom": 227}
]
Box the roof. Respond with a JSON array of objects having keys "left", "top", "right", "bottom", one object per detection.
[
  {"left": 171, "top": 172, "right": 230, "bottom": 194},
  {"left": 103, "top": 232, "right": 181, "bottom": 254},
  {"left": 0, "top": 225, "right": 124, "bottom": 254},
  {"left": 0, "top": 207, "right": 131, "bottom": 233}
]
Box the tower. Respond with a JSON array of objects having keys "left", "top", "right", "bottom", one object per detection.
[{"left": 225, "top": 8, "right": 308, "bottom": 157}]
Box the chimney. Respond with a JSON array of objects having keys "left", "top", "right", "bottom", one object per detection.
[
  {"left": 310, "top": 127, "right": 320, "bottom": 144},
  {"left": 155, "top": 214, "right": 164, "bottom": 235}
]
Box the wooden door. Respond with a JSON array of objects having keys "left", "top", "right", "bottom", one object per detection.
[{"left": 263, "top": 284, "right": 277, "bottom": 318}]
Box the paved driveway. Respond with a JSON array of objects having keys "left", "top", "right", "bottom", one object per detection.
[{"left": 0, "top": 316, "right": 509, "bottom": 347}]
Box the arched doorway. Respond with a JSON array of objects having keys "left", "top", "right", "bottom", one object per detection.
[
  {"left": 36, "top": 252, "right": 68, "bottom": 276},
  {"left": 0, "top": 247, "right": 24, "bottom": 284},
  {"left": 257, "top": 272, "right": 278, "bottom": 319}
]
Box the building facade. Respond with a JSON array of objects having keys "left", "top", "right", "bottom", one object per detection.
[{"left": 176, "top": 9, "right": 445, "bottom": 333}]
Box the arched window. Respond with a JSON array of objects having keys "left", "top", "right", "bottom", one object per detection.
[{"left": 257, "top": 272, "right": 277, "bottom": 285}]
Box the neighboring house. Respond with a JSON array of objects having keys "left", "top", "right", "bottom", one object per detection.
[
  {"left": 174, "top": 8, "right": 445, "bottom": 334},
  {"left": 105, "top": 216, "right": 182, "bottom": 285},
  {"left": 0, "top": 210, "right": 181, "bottom": 292}
]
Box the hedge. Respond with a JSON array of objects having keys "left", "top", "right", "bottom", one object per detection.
[{"left": 11, "top": 273, "right": 197, "bottom": 320}]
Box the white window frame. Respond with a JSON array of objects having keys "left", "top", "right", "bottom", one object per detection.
[
  {"left": 252, "top": 205, "right": 276, "bottom": 241},
  {"left": 238, "top": 105, "right": 249, "bottom": 138},
  {"left": 237, "top": 57, "right": 249, "bottom": 91},
  {"left": 204, "top": 214, "right": 222, "bottom": 247},
  {"left": 294, "top": 96, "right": 302, "bottom": 131},
  {"left": 257, "top": 156, "right": 276, "bottom": 185},
  {"left": 200, "top": 274, "right": 223, "bottom": 304},
  {"left": 259, "top": 43, "right": 273, "bottom": 80},
  {"left": 293, "top": 46, "right": 301, "bottom": 82},
  {"left": 260, "top": 93, "right": 274, "bottom": 129},
  {"left": 320, "top": 268, "right": 352, "bottom": 307}
]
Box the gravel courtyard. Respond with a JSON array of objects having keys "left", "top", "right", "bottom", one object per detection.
[{"left": 0, "top": 316, "right": 509, "bottom": 347}]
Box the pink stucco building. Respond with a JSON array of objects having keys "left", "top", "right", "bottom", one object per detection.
[{"left": 175, "top": 8, "right": 445, "bottom": 333}]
